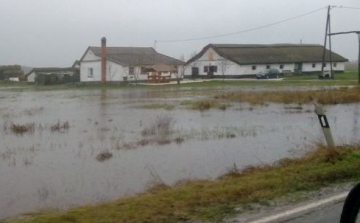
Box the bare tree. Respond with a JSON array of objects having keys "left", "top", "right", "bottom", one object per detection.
[
  {"left": 172, "top": 65, "right": 183, "bottom": 85},
  {"left": 179, "top": 54, "right": 186, "bottom": 62},
  {"left": 123, "top": 66, "right": 140, "bottom": 85},
  {"left": 133, "top": 67, "right": 140, "bottom": 85},
  {"left": 218, "top": 59, "right": 232, "bottom": 81},
  {"left": 173, "top": 55, "right": 187, "bottom": 85},
  {"left": 186, "top": 51, "right": 200, "bottom": 78},
  {"left": 107, "top": 64, "right": 118, "bottom": 83}
]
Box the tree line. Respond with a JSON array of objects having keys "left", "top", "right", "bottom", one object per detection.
[{"left": 0, "top": 65, "right": 25, "bottom": 80}]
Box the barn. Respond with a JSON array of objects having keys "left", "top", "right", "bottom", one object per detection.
[{"left": 184, "top": 44, "right": 348, "bottom": 78}]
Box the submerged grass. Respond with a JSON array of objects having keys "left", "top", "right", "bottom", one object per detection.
[
  {"left": 182, "top": 100, "right": 230, "bottom": 111},
  {"left": 50, "top": 121, "right": 70, "bottom": 132},
  {"left": 4, "top": 122, "right": 36, "bottom": 135},
  {"left": 138, "top": 103, "right": 175, "bottom": 110},
  {"left": 13, "top": 144, "right": 360, "bottom": 223},
  {"left": 214, "top": 87, "right": 360, "bottom": 105}
]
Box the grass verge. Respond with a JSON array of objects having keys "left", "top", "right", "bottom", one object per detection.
[
  {"left": 214, "top": 87, "right": 360, "bottom": 105},
  {"left": 11, "top": 144, "right": 360, "bottom": 223}
]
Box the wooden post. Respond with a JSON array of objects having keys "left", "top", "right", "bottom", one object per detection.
[{"left": 315, "top": 104, "right": 335, "bottom": 148}]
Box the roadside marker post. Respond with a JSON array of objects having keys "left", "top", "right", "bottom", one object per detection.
[{"left": 315, "top": 104, "right": 335, "bottom": 148}]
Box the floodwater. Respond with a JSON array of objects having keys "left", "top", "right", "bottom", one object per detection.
[{"left": 0, "top": 86, "right": 359, "bottom": 218}]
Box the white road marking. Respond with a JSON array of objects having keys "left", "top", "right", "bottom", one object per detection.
[{"left": 247, "top": 192, "right": 348, "bottom": 223}]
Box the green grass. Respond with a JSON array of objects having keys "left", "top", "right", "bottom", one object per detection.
[
  {"left": 10, "top": 144, "right": 360, "bottom": 223},
  {"left": 284, "top": 72, "right": 358, "bottom": 81},
  {"left": 0, "top": 74, "right": 359, "bottom": 93},
  {"left": 213, "top": 87, "right": 360, "bottom": 105},
  {"left": 177, "top": 78, "right": 358, "bottom": 88}
]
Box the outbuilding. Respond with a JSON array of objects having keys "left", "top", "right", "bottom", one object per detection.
[
  {"left": 184, "top": 44, "right": 348, "bottom": 78},
  {"left": 26, "top": 67, "right": 80, "bottom": 85}
]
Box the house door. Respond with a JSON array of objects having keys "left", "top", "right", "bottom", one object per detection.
[
  {"left": 294, "top": 63, "right": 302, "bottom": 74},
  {"left": 191, "top": 67, "right": 199, "bottom": 77},
  {"left": 207, "top": 66, "right": 217, "bottom": 78}
]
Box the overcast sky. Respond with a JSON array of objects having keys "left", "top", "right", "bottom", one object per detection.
[{"left": 1, "top": 0, "right": 359, "bottom": 67}]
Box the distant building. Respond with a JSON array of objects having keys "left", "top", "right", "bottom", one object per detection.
[
  {"left": 79, "top": 38, "right": 184, "bottom": 83},
  {"left": 184, "top": 44, "right": 348, "bottom": 78},
  {"left": 26, "top": 67, "right": 79, "bottom": 85}
]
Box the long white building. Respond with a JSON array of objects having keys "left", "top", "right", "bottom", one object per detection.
[{"left": 184, "top": 44, "right": 348, "bottom": 78}]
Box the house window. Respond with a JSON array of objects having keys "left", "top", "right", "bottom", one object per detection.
[
  {"left": 266, "top": 65, "right": 270, "bottom": 69},
  {"left": 279, "top": 64, "right": 284, "bottom": 69},
  {"left": 252, "top": 66, "right": 257, "bottom": 70},
  {"left": 212, "top": 66, "right": 217, "bottom": 72},
  {"left": 129, "top": 67, "right": 135, "bottom": 75},
  {"left": 334, "top": 63, "right": 337, "bottom": 67},
  {"left": 312, "top": 63, "right": 316, "bottom": 68},
  {"left": 140, "top": 67, "right": 147, "bottom": 74},
  {"left": 88, "top": 68, "right": 93, "bottom": 78},
  {"left": 204, "top": 66, "right": 217, "bottom": 73}
]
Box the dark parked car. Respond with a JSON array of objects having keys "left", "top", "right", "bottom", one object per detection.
[
  {"left": 318, "top": 70, "right": 334, "bottom": 79},
  {"left": 256, "top": 68, "right": 280, "bottom": 79}
]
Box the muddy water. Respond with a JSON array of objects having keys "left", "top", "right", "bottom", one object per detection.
[{"left": 0, "top": 88, "right": 359, "bottom": 218}]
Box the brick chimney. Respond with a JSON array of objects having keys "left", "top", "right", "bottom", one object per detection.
[{"left": 101, "top": 37, "right": 107, "bottom": 84}]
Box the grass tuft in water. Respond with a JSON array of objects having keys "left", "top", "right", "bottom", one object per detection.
[
  {"left": 96, "top": 152, "right": 113, "bottom": 162},
  {"left": 5, "top": 123, "right": 36, "bottom": 135},
  {"left": 50, "top": 121, "right": 70, "bottom": 132}
]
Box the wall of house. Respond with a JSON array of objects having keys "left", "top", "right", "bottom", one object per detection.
[
  {"left": 185, "top": 48, "right": 297, "bottom": 77},
  {"left": 184, "top": 48, "right": 242, "bottom": 76},
  {"left": 302, "top": 62, "right": 345, "bottom": 72},
  {"left": 27, "top": 71, "right": 36, "bottom": 82},
  {"left": 240, "top": 64, "right": 295, "bottom": 75},
  {"left": 124, "top": 66, "right": 149, "bottom": 82},
  {"left": 83, "top": 49, "right": 101, "bottom": 61},
  {"left": 81, "top": 60, "right": 127, "bottom": 82}
]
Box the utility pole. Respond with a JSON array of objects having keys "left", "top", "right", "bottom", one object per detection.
[
  {"left": 328, "top": 31, "right": 360, "bottom": 84},
  {"left": 321, "top": 6, "right": 334, "bottom": 78},
  {"left": 321, "top": 6, "right": 331, "bottom": 76},
  {"left": 328, "top": 12, "right": 333, "bottom": 78}
]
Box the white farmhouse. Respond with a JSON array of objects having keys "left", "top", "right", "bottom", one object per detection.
[
  {"left": 184, "top": 44, "right": 348, "bottom": 78},
  {"left": 79, "top": 38, "right": 184, "bottom": 83}
]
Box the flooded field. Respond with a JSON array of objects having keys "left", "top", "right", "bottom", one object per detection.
[{"left": 0, "top": 86, "right": 359, "bottom": 218}]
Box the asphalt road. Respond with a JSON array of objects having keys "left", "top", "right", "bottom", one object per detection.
[{"left": 282, "top": 201, "right": 344, "bottom": 223}]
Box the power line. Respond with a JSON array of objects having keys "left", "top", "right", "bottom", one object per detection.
[
  {"left": 157, "top": 6, "right": 327, "bottom": 43},
  {"left": 334, "top": 6, "right": 360, "bottom": 10}
]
